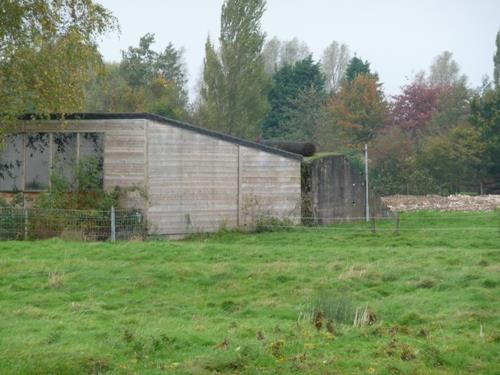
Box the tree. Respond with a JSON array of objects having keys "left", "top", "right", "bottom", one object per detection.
[
  {"left": 416, "top": 125, "right": 485, "bottom": 193},
  {"left": 86, "top": 34, "right": 188, "bottom": 119},
  {"left": 280, "top": 86, "right": 328, "bottom": 143},
  {"left": 494, "top": 30, "right": 500, "bottom": 88},
  {"left": 120, "top": 34, "right": 187, "bottom": 94},
  {"left": 391, "top": 81, "right": 443, "bottom": 136},
  {"left": 262, "top": 37, "right": 311, "bottom": 75},
  {"left": 327, "top": 74, "right": 388, "bottom": 144},
  {"left": 345, "top": 56, "right": 374, "bottom": 83},
  {"left": 198, "top": 0, "right": 268, "bottom": 139},
  {"left": 428, "top": 51, "right": 466, "bottom": 87},
  {"left": 86, "top": 63, "right": 142, "bottom": 112},
  {"left": 262, "top": 37, "right": 282, "bottom": 75},
  {"left": 470, "top": 87, "right": 500, "bottom": 190},
  {"left": 262, "top": 57, "right": 325, "bottom": 139},
  {"left": 280, "top": 38, "right": 311, "bottom": 67},
  {"left": 0, "top": 0, "right": 118, "bottom": 127},
  {"left": 369, "top": 127, "right": 415, "bottom": 195},
  {"left": 427, "top": 81, "right": 471, "bottom": 134},
  {"left": 321, "top": 41, "right": 350, "bottom": 93}
]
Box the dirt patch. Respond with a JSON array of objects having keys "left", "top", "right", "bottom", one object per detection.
[{"left": 382, "top": 194, "right": 500, "bottom": 212}]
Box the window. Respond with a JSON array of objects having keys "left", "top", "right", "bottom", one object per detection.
[
  {"left": 0, "top": 132, "right": 105, "bottom": 192},
  {"left": 25, "top": 133, "right": 50, "bottom": 191},
  {"left": 52, "top": 133, "right": 77, "bottom": 189},
  {"left": 0, "top": 134, "right": 23, "bottom": 192},
  {"left": 78, "top": 133, "right": 104, "bottom": 191}
]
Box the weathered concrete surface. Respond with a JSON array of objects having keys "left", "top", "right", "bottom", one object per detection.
[
  {"left": 2, "top": 116, "right": 302, "bottom": 236},
  {"left": 302, "top": 155, "right": 388, "bottom": 224},
  {"left": 147, "top": 120, "right": 302, "bottom": 235}
]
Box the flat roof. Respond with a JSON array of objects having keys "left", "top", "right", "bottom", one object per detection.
[{"left": 19, "top": 113, "right": 302, "bottom": 161}]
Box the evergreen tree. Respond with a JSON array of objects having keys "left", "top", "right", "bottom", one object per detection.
[
  {"left": 345, "top": 57, "right": 374, "bottom": 83},
  {"left": 262, "top": 57, "right": 326, "bottom": 139},
  {"left": 198, "top": 0, "right": 268, "bottom": 139}
]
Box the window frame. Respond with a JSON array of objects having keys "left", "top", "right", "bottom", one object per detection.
[{"left": 0, "top": 131, "right": 105, "bottom": 193}]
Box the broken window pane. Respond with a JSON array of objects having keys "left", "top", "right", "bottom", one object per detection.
[
  {"left": 78, "top": 133, "right": 104, "bottom": 191},
  {"left": 25, "top": 133, "right": 50, "bottom": 191},
  {"left": 0, "top": 134, "right": 24, "bottom": 191},
  {"left": 52, "top": 133, "right": 77, "bottom": 190}
]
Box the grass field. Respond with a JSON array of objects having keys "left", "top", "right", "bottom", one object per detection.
[{"left": 0, "top": 212, "right": 499, "bottom": 374}]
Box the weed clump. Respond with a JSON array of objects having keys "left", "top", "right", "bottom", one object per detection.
[
  {"left": 416, "top": 278, "right": 436, "bottom": 289},
  {"left": 422, "top": 345, "right": 446, "bottom": 367},
  {"left": 399, "top": 311, "right": 425, "bottom": 325},
  {"left": 270, "top": 340, "right": 284, "bottom": 359},
  {"left": 220, "top": 300, "right": 239, "bottom": 312},
  {"left": 482, "top": 279, "right": 497, "bottom": 288},
  {"left": 84, "top": 357, "right": 110, "bottom": 374},
  {"left": 306, "top": 291, "right": 355, "bottom": 325},
  {"left": 255, "top": 217, "right": 295, "bottom": 233},
  {"left": 48, "top": 272, "right": 63, "bottom": 289}
]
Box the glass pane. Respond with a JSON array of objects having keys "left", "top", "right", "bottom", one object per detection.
[
  {"left": 0, "top": 134, "right": 23, "bottom": 191},
  {"left": 52, "top": 133, "right": 77, "bottom": 189},
  {"left": 25, "top": 133, "right": 50, "bottom": 191},
  {"left": 78, "top": 133, "right": 104, "bottom": 191}
]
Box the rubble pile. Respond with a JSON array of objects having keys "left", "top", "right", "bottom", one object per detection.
[{"left": 382, "top": 194, "right": 500, "bottom": 212}]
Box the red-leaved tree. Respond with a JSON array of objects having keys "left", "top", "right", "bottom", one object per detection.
[{"left": 391, "top": 82, "right": 449, "bottom": 135}]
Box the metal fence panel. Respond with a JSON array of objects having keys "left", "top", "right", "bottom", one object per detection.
[{"left": 0, "top": 208, "right": 146, "bottom": 241}]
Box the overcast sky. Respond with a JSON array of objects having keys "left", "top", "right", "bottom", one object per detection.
[{"left": 97, "top": 0, "right": 500, "bottom": 100}]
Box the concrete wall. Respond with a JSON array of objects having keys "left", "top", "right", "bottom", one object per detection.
[
  {"left": 146, "top": 120, "right": 301, "bottom": 235},
  {"left": 5, "top": 119, "right": 147, "bottom": 209},
  {"left": 147, "top": 120, "right": 239, "bottom": 235},
  {"left": 302, "top": 155, "right": 365, "bottom": 224},
  {"left": 239, "top": 145, "right": 301, "bottom": 226},
  {"left": 302, "top": 155, "right": 389, "bottom": 224},
  {"left": 2, "top": 117, "right": 302, "bottom": 236}
]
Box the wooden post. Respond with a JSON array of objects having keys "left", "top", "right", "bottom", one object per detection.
[
  {"left": 364, "top": 144, "right": 369, "bottom": 222},
  {"left": 497, "top": 209, "right": 500, "bottom": 237},
  {"left": 110, "top": 206, "right": 116, "bottom": 242},
  {"left": 24, "top": 208, "right": 28, "bottom": 240},
  {"left": 370, "top": 215, "right": 376, "bottom": 234}
]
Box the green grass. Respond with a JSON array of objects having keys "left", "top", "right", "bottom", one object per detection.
[{"left": 0, "top": 211, "right": 499, "bottom": 374}]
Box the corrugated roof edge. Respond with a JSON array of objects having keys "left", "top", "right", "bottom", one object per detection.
[{"left": 19, "top": 112, "right": 303, "bottom": 161}]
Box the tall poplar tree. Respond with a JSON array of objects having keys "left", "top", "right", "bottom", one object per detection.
[
  {"left": 199, "top": 0, "right": 268, "bottom": 139},
  {"left": 494, "top": 30, "right": 500, "bottom": 88}
]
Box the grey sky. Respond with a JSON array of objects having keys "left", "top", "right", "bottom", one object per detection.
[{"left": 97, "top": 0, "right": 500, "bottom": 100}]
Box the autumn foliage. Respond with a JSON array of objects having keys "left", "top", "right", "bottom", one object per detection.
[
  {"left": 391, "top": 82, "right": 447, "bottom": 133},
  {"left": 327, "top": 74, "right": 388, "bottom": 144}
]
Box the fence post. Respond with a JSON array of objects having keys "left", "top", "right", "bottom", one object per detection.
[
  {"left": 497, "top": 209, "right": 500, "bottom": 237},
  {"left": 395, "top": 213, "right": 400, "bottom": 236},
  {"left": 364, "top": 144, "right": 369, "bottom": 222},
  {"left": 370, "top": 215, "right": 376, "bottom": 234},
  {"left": 110, "top": 206, "right": 116, "bottom": 242},
  {"left": 24, "top": 208, "right": 28, "bottom": 241}
]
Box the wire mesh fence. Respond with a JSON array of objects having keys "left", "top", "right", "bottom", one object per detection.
[
  {"left": 0, "top": 208, "right": 497, "bottom": 241},
  {"left": 0, "top": 207, "right": 146, "bottom": 241},
  {"left": 249, "top": 211, "right": 499, "bottom": 235}
]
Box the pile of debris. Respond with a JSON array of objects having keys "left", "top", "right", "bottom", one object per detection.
[{"left": 382, "top": 194, "right": 500, "bottom": 212}]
